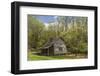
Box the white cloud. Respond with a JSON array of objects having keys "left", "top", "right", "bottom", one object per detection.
[
  {"left": 44, "top": 23, "right": 49, "bottom": 26},
  {"left": 44, "top": 23, "right": 49, "bottom": 30},
  {"left": 54, "top": 16, "right": 58, "bottom": 19}
]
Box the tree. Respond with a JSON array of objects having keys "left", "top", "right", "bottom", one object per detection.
[
  {"left": 59, "top": 17, "right": 88, "bottom": 55},
  {"left": 28, "top": 15, "right": 45, "bottom": 49}
]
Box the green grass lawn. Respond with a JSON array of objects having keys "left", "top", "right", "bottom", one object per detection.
[
  {"left": 28, "top": 52, "right": 87, "bottom": 61},
  {"left": 28, "top": 52, "right": 55, "bottom": 60}
]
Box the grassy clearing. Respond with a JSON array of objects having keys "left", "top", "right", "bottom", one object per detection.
[
  {"left": 28, "top": 52, "right": 87, "bottom": 61},
  {"left": 28, "top": 52, "right": 55, "bottom": 60}
]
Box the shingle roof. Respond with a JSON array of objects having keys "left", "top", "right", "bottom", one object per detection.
[{"left": 41, "top": 37, "right": 65, "bottom": 49}]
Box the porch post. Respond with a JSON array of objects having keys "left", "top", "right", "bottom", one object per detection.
[{"left": 48, "top": 48, "right": 49, "bottom": 56}]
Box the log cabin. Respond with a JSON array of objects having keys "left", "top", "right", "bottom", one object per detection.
[{"left": 40, "top": 37, "right": 67, "bottom": 56}]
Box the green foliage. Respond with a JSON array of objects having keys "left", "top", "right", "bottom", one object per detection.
[
  {"left": 60, "top": 21, "right": 87, "bottom": 54},
  {"left": 28, "top": 15, "right": 45, "bottom": 49}
]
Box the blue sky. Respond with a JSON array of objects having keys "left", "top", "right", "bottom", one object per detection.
[{"left": 34, "top": 15, "right": 57, "bottom": 23}]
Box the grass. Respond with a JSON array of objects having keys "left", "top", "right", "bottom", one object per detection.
[
  {"left": 28, "top": 52, "right": 87, "bottom": 61},
  {"left": 28, "top": 52, "right": 55, "bottom": 60}
]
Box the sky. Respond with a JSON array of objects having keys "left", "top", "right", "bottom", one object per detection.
[{"left": 34, "top": 15, "right": 57, "bottom": 24}]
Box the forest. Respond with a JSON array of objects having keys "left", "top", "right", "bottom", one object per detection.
[{"left": 28, "top": 15, "right": 88, "bottom": 61}]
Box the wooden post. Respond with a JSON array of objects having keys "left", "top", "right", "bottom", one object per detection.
[{"left": 48, "top": 49, "right": 49, "bottom": 56}]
